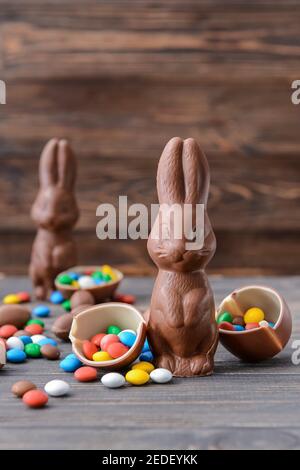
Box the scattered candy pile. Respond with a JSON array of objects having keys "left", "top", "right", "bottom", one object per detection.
[
  {"left": 56, "top": 265, "right": 117, "bottom": 289},
  {"left": 217, "top": 307, "right": 275, "bottom": 331},
  {"left": 79, "top": 325, "right": 152, "bottom": 362}
]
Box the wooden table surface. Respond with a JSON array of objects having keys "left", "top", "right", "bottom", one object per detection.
[{"left": 0, "top": 275, "right": 299, "bottom": 450}]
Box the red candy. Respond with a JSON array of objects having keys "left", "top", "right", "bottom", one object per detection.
[
  {"left": 90, "top": 333, "right": 106, "bottom": 348},
  {"left": 25, "top": 324, "right": 44, "bottom": 335},
  {"left": 74, "top": 366, "right": 97, "bottom": 382},
  {"left": 0, "top": 324, "right": 18, "bottom": 339},
  {"left": 107, "top": 342, "right": 129, "bottom": 359},
  {"left": 245, "top": 323, "right": 260, "bottom": 330},
  {"left": 17, "top": 292, "right": 31, "bottom": 303},
  {"left": 22, "top": 390, "right": 48, "bottom": 408},
  {"left": 218, "top": 321, "right": 235, "bottom": 331},
  {"left": 82, "top": 340, "right": 98, "bottom": 360},
  {"left": 100, "top": 334, "right": 120, "bottom": 352},
  {"left": 114, "top": 294, "right": 136, "bottom": 304}
]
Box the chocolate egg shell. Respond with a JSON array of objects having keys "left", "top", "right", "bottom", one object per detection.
[
  {"left": 70, "top": 291, "right": 95, "bottom": 309},
  {"left": 52, "top": 313, "right": 73, "bottom": 341},
  {"left": 0, "top": 305, "right": 31, "bottom": 328},
  {"left": 0, "top": 338, "right": 6, "bottom": 368},
  {"left": 216, "top": 285, "right": 292, "bottom": 362},
  {"left": 11, "top": 380, "right": 36, "bottom": 397}
]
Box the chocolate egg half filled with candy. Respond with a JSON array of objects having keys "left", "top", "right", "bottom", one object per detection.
[
  {"left": 216, "top": 285, "right": 292, "bottom": 362},
  {"left": 69, "top": 303, "right": 147, "bottom": 369}
]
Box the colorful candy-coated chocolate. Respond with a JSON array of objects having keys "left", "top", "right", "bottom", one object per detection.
[
  {"left": 92, "top": 351, "right": 112, "bottom": 362},
  {"left": 82, "top": 340, "right": 98, "bottom": 360},
  {"left": 100, "top": 334, "right": 120, "bottom": 352},
  {"left": 259, "top": 320, "right": 270, "bottom": 328},
  {"left": 44, "top": 379, "right": 70, "bottom": 396},
  {"left": 139, "top": 351, "right": 154, "bottom": 362},
  {"left": 132, "top": 361, "right": 155, "bottom": 374},
  {"left": 25, "top": 343, "right": 41, "bottom": 358},
  {"left": 6, "top": 337, "right": 24, "bottom": 350},
  {"left": 90, "top": 333, "right": 106, "bottom": 348},
  {"left": 78, "top": 276, "right": 96, "bottom": 289},
  {"left": 3, "top": 294, "right": 20, "bottom": 305},
  {"left": 12, "top": 380, "right": 36, "bottom": 397},
  {"left": 16, "top": 292, "right": 31, "bottom": 303},
  {"left": 41, "top": 344, "right": 60, "bottom": 360},
  {"left": 33, "top": 305, "right": 50, "bottom": 318},
  {"left": 217, "top": 311, "right": 233, "bottom": 324},
  {"left": 7, "top": 348, "right": 26, "bottom": 363},
  {"left": 0, "top": 324, "right": 18, "bottom": 338},
  {"left": 233, "top": 325, "right": 245, "bottom": 331},
  {"left": 125, "top": 369, "right": 150, "bottom": 385},
  {"left": 107, "top": 342, "right": 129, "bottom": 359},
  {"left": 26, "top": 319, "right": 45, "bottom": 327},
  {"left": 60, "top": 355, "right": 82, "bottom": 372},
  {"left": 114, "top": 294, "right": 136, "bottom": 304},
  {"left": 68, "top": 272, "right": 80, "bottom": 281},
  {"left": 118, "top": 331, "right": 136, "bottom": 348},
  {"left": 23, "top": 390, "right": 48, "bottom": 408},
  {"left": 218, "top": 321, "right": 235, "bottom": 331},
  {"left": 232, "top": 316, "right": 245, "bottom": 327},
  {"left": 107, "top": 325, "right": 122, "bottom": 335},
  {"left": 62, "top": 299, "right": 71, "bottom": 312},
  {"left": 25, "top": 323, "right": 44, "bottom": 335},
  {"left": 19, "top": 335, "right": 32, "bottom": 345},
  {"left": 142, "top": 338, "right": 150, "bottom": 353},
  {"left": 50, "top": 291, "right": 65, "bottom": 304},
  {"left": 269, "top": 322, "right": 275, "bottom": 328},
  {"left": 31, "top": 334, "right": 46, "bottom": 344},
  {"left": 244, "top": 307, "right": 265, "bottom": 324},
  {"left": 38, "top": 338, "right": 57, "bottom": 347},
  {"left": 245, "top": 322, "right": 260, "bottom": 330},
  {"left": 57, "top": 274, "right": 73, "bottom": 285},
  {"left": 74, "top": 366, "right": 97, "bottom": 382},
  {"left": 150, "top": 368, "right": 173, "bottom": 384},
  {"left": 101, "top": 372, "right": 125, "bottom": 388}
]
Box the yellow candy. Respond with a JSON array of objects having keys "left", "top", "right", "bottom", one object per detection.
[
  {"left": 72, "top": 280, "right": 80, "bottom": 288},
  {"left": 132, "top": 361, "right": 155, "bottom": 374},
  {"left": 102, "top": 265, "right": 113, "bottom": 276},
  {"left": 125, "top": 369, "right": 150, "bottom": 385},
  {"left": 244, "top": 307, "right": 265, "bottom": 324},
  {"left": 3, "top": 294, "right": 20, "bottom": 304},
  {"left": 92, "top": 351, "right": 112, "bottom": 362}
]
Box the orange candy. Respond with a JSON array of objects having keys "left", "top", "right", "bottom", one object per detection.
[
  {"left": 23, "top": 390, "right": 48, "bottom": 408},
  {"left": 0, "top": 324, "right": 18, "bottom": 339},
  {"left": 74, "top": 366, "right": 97, "bottom": 382},
  {"left": 107, "top": 342, "right": 129, "bottom": 359},
  {"left": 82, "top": 340, "right": 98, "bottom": 360},
  {"left": 90, "top": 333, "right": 106, "bottom": 348},
  {"left": 245, "top": 323, "right": 260, "bottom": 330},
  {"left": 25, "top": 324, "right": 44, "bottom": 335},
  {"left": 100, "top": 334, "right": 120, "bottom": 352},
  {"left": 17, "top": 292, "right": 31, "bottom": 303}
]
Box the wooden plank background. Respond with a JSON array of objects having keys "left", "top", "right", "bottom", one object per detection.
[{"left": 0, "top": 1, "right": 299, "bottom": 275}]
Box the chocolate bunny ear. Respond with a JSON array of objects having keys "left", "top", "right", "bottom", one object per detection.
[
  {"left": 39, "top": 138, "right": 59, "bottom": 187},
  {"left": 57, "top": 140, "right": 76, "bottom": 190},
  {"left": 182, "top": 138, "right": 210, "bottom": 206},
  {"left": 157, "top": 137, "right": 185, "bottom": 204}
]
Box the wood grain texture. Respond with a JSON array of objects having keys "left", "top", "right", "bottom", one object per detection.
[
  {"left": 0, "top": 1, "right": 299, "bottom": 274},
  {"left": 0, "top": 275, "right": 299, "bottom": 450}
]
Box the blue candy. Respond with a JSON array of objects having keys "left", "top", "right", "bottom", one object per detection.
[
  {"left": 119, "top": 331, "right": 137, "bottom": 348},
  {"left": 233, "top": 325, "right": 245, "bottom": 331},
  {"left": 38, "top": 338, "right": 57, "bottom": 347},
  {"left": 95, "top": 279, "right": 105, "bottom": 285},
  {"left": 50, "top": 291, "right": 65, "bottom": 304},
  {"left": 7, "top": 349, "right": 26, "bottom": 363},
  {"left": 60, "top": 355, "right": 82, "bottom": 372},
  {"left": 269, "top": 322, "right": 275, "bottom": 328},
  {"left": 33, "top": 305, "right": 51, "bottom": 318},
  {"left": 68, "top": 272, "right": 80, "bottom": 281},
  {"left": 142, "top": 338, "right": 150, "bottom": 353},
  {"left": 19, "top": 335, "right": 32, "bottom": 345},
  {"left": 139, "top": 351, "right": 154, "bottom": 362}
]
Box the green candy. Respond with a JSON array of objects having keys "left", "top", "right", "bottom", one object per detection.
[
  {"left": 57, "top": 274, "right": 73, "bottom": 285},
  {"left": 92, "top": 271, "right": 104, "bottom": 280},
  {"left": 103, "top": 274, "right": 112, "bottom": 282},
  {"left": 107, "top": 325, "right": 121, "bottom": 335},
  {"left": 217, "top": 311, "right": 233, "bottom": 324},
  {"left": 25, "top": 343, "right": 41, "bottom": 358},
  {"left": 62, "top": 299, "right": 71, "bottom": 312},
  {"left": 26, "top": 319, "right": 45, "bottom": 327}
]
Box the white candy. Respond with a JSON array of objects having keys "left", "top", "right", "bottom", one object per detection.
[
  {"left": 78, "top": 276, "right": 96, "bottom": 289},
  {"left": 6, "top": 337, "right": 24, "bottom": 351},
  {"left": 150, "top": 368, "right": 172, "bottom": 384},
  {"left": 259, "top": 320, "right": 269, "bottom": 328},
  {"left": 31, "top": 334, "right": 46, "bottom": 344},
  {"left": 44, "top": 379, "right": 70, "bottom": 397},
  {"left": 101, "top": 372, "right": 125, "bottom": 389}
]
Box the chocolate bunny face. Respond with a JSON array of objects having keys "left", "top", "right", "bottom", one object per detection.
[
  {"left": 31, "top": 138, "right": 79, "bottom": 230},
  {"left": 148, "top": 137, "right": 216, "bottom": 272}
]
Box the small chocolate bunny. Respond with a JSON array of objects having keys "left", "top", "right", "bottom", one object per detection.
[
  {"left": 147, "top": 137, "right": 218, "bottom": 377},
  {"left": 29, "top": 138, "right": 79, "bottom": 299}
]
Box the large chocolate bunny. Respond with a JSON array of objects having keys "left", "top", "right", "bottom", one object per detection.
[
  {"left": 147, "top": 137, "right": 218, "bottom": 377},
  {"left": 29, "top": 138, "right": 79, "bottom": 299}
]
